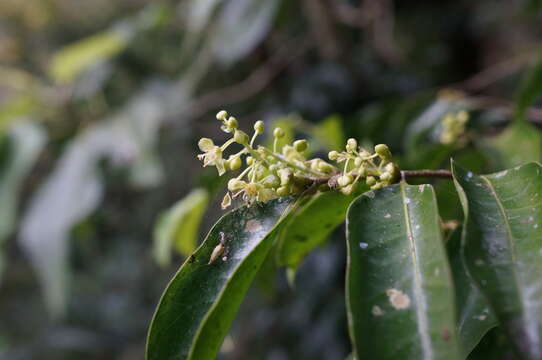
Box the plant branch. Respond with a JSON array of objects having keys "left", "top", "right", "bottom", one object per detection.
[{"left": 400, "top": 169, "right": 452, "bottom": 179}]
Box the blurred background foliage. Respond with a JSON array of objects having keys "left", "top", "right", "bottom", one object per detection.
[{"left": 1, "top": 0, "right": 542, "bottom": 359}]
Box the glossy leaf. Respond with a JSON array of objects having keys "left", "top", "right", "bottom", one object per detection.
[
  {"left": 346, "top": 183, "right": 460, "bottom": 359},
  {"left": 447, "top": 228, "right": 498, "bottom": 358},
  {"left": 276, "top": 187, "right": 363, "bottom": 270},
  {"left": 452, "top": 162, "right": 542, "bottom": 359},
  {"left": 153, "top": 188, "right": 209, "bottom": 266},
  {"left": 146, "top": 197, "right": 296, "bottom": 360}
]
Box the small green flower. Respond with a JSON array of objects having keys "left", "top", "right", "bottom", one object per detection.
[{"left": 197, "top": 144, "right": 226, "bottom": 175}]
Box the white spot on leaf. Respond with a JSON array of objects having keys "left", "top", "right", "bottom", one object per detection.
[
  {"left": 386, "top": 289, "right": 411, "bottom": 310},
  {"left": 245, "top": 219, "right": 262, "bottom": 233},
  {"left": 372, "top": 305, "right": 384, "bottom": 316}
]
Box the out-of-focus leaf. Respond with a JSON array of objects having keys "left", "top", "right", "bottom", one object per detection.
[
  {"left": 19, "top": 82, "right": 189, "bottom": 317},
  {"left": 0, "top": 121, "right": 45, "bottom": 283},
  {"left": 515, "top": 50, "right": 542, "bottom": 121},
  {"left": 179, "top": 0, "right": 223, "bottom": 59},
  {"left": 49, "top": 29, "right": 130, "bottom": 83},
  {"left": 447, "top": 228, "right": 498, "bottom": 358},
  {"left": 452, "top": 162, "right": 542, "bottom": 359},
  {"left": 483, "top": 120, "right": 541, "bottom": 169},
  {"left": 211, "top": 0, "right": 280, "bottom": 65},
  {"left": 153, "top": 188, "right": 209, "bottom": 267},
  {"left": 0, "top": 95, "right": 39, "bottom": 131},
  {"left": 346, "top": 183, "right": 460, "bottom": 359},
  {"left": 146, "top": 197, "right": 296, "bottom": 360},
  {"left": 49, "top": 4, "right": 166, "bottom": 83},
  {"left": 276, "top": 186, "right": 365, "bottom": 271},
  {"left": 310, "top": 114, "right": 344, "bottom": 151}
]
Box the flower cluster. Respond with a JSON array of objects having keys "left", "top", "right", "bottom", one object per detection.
[
  {"left": 197, "top": 111, "right": 399, "bottom": 209},
  {"left": 439, "top": 110, "right": 469, "bottom": 145},
  {"left": 328, "top": 140, "right": 399, "bottom": 194}
]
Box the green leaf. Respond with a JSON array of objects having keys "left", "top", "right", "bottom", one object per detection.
[
  {"left": 153, "top": 188, "right": 209, "bottom": 266},
  {"left": 311, "top": 114, "right": 345, "bottom": 151},
  {"left": 276, "top": 187, "right": 363, "bottom": 270},
  {"left": 447, "top": 228, "right": 498, "bottom": 358},
  {"left": 346, "top": 183, "right": 461, "bottom": 359},
  {"left": 146, "top": 197, "right": 296, "bottom": 360},
  {"left": 452, "top": 162, "right": 542, "bottom": 360},
  {"left": 515, "top": 50, "right": 542, "bottom": 122},
  {"left": 49, "top": 30, "right": 129, "bottom": 83},
  {"left": 484, "top": 121, "right": 542, "bottom": 169}
]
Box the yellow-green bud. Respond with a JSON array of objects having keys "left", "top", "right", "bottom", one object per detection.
[
  {"left": 340, "top": 184, "right": 355, "bottom": 195},
  {"left": 278, "top": 168, "right": 293, "bottom": 186},
  {"left": 375, "top": 144, "right": 392, "bottom": 160},
  {"left": 233, "top": 130, "right": 249, "bottom": 145},
  {"left": 318, "top": 161, "right": 335, "bottom": 173},
  {"left": 227, "top": 156, "right": 242, "bottom": 171},
  {"left": 216, "top": 110, "right": 228, "bottom": 121},
  {"left": 254, "top": 120, "right": 264, "bottom": 134},
  {"left": 346, "top": 138, "right": 358, "bottom": 153},
  {"left": 262, "top": 174, "right": 280, "bottom": 188},
  {"left": 273, "top": 127, "right": 285, "bottom": 138},
  {"left": 293, "top": 139, "right": 308, "bottom": 152},
  {"left": 380, "top": 172, "right": 392, "bottom": 181},
  {"left": 371, "top": 183, "right": 383, "bottom": 190},
  {"left": 228, "top": 179, "right": 246, "bottom": 191},
  {"left": 226, "top": 117, "right": 238, "bottom": 129},
  {"left": 366, "top": 176, "right": 376, "bottom": 186},
  {"left": 276, "top": 186, "right": 290, "bottom": 196},
  {"left": 338, "top": 174, "right": 353, "bottom": 187},
  {"left": 328, "top": 151, "right": 339, "bottom": 161},
  {"left": 246, "top": 156, "right": 254, "bottom": 165},
  {"left": 354, "top": 157, "right": 362, "bottom": 167},
  {"left": 198, "top": 138, "right": 214, "bottom": 152},
  {"left": 357, "top": 165, "right": 367, "bottom": 177}
]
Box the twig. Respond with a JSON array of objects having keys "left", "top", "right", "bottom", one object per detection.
[
  {"left": 400, "top": 169, "right": 452, "bottom": 179},
  {"left": 186, "top": 38, "right": 311, "bottom": 120},
  {"left": 307, "top": 169, "right": 453, "bottom": 190}
]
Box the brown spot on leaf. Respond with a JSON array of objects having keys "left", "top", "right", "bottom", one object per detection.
[{"left": 441, "top": 328, "right": 450, "bottom": 342}]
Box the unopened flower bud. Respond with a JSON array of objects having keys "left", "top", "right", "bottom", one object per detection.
[
  {"left": 254, "top": 120, "right": 264, "bottom": 134},
  {"left": 318, "top": 161, "right": 335, "bottom": 173},
  {"left": 227, "top": 156, "right": 242, "bottom": 171},
  {"left": 226, "top": 117, "right": 238, "bottom": 129},
  {"left": 278, "top": 168, "right": 293, "bottom": 186},
  {"left": 262, "top": 174, "right": 280, "bottom": 188},
  {"left": 328, "top": 151, "right": 339, "bottom": 161},
  {"left": 246, "top": 156, "right": 254, "bottom": 165},
  {"left": 375, "top": 144, "right": 392, "bottom": 160},
  {"left": 380, "top": 172, "right": 392, "bottom": 181},
  {"left": 346, "top": 138, "right": 358, "bottom": 153},
  {"left": 276, "top": 186, "right": 290, "bottom": 196},
  {"left": 293, "top": 139, "right": 308, "bottom": 152},
  {"left": 340, "top": 184, "right": 355, "bottom": 195},
  {"left": 338, "top": 174, "right": 353, "bottom": 187},
  {"left": 366, "top": 176, "right": 376, "bottom": 186},
  {"left": 354, "top": 157, "right": 362, "bottom": 167},
  {"left": 216, "top": 110, "right": 228, "bottom": 121},
  {"left": 273, "top": 127, "right": 285, "bottom": 138},
  {"left": 233, "top": 130, "right": 249, "bottom": 145}
]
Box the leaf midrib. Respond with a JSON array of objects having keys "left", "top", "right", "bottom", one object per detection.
[
  {"left": 479, "top": 175, "right": 529, "bottom": 330},
  {"left": 400, "top": 183, "right": 432, "bottom": 360}
]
